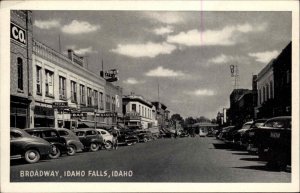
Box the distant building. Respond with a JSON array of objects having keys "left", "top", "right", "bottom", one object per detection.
[
  {"left": 151, "top": 102, "right": 169, "bottom": 130},
  {"left": 105, "top": 82, "right": 123, "bottom": 126},
  {"left": 122, "top": 95, "right": 154, "bottom": 129}
]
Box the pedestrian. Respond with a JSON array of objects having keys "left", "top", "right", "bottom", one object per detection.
[{"left": 111, "top": 126, "right": 119, "bottom": 150}]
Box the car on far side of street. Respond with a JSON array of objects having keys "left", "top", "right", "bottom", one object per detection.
[
  {"left": 54, "top": 128, "right": 84, "bottom": 156},
  {"left": 10, "top": 128, "right": 52, "bottom": 164},
  {"left": 118, "top": 129, "right": 139, "bottom": 146},
  {"left": 135, "top": 129, "right": 153, "bottom": 143},
  {"left": 75, "top": 128, "right": 105, "bottom": 152},
  {"left": 25, "top": 127, "right": 68, "bottom": 159}
]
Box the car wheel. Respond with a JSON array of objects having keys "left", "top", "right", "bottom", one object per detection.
[
  {"left": 104, "top": 141, "right": 113, "bottom": 149},
  {"left": 24, "top": 149, "right": 40, "bottom": 164},
  {"left": 127, "top": 142, "right": 133, "bottom": 146},
  {"left": 90, "top": 143, "right": 100, "bottom": 152},
  {"left": 67, "top": 145, "right": 76, "bottom": 156},
  {"left": 143, "top": 138, "right": 148, "bottom": 143},
  {"left": 49, "top": 145, "right": 61, "bottom": 159}
]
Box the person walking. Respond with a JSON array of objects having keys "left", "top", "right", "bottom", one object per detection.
[{"left": 111, "top": 126, "right": 119, "bottom": 150}]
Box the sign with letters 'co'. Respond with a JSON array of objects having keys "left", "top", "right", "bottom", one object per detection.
[{"left": 11, "top": 23, "right": 26, "bottom": 46}]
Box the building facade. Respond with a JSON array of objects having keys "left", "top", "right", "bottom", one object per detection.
[
  {"left": 151, "top": 102, "right": 169, "bottom": 130},
  {"left": 32, "top": 41, "right": 106, "bottom": 129},
  {"left": 256, "top": 60, "right": 275, "bottom": 118},
  {"left": 122, "top": 95, "right": 155, "bottom": 129},
  {"left": 10, "top": 10, "right": 33, "bottom": 128}
]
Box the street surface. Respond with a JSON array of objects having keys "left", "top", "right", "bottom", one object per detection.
[{"left": 11, "top": 137, "right": 291, "bottom": 182}]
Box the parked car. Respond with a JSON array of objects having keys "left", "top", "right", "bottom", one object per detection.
[
  {"left": 218, "top": 126, "right": 235, "bottom": 141},
  {"left": 10, "top": 128, "right": 52, "bottom": 164},
  {"left": 54, "top": 128, "right": 84, "bottom": 156},
  {"left": 134, "top": 129, "right": 153, "bottom": 143},
  {"left": 232, "top": 121, "right": 253, "bottom": 147},
  {"left": 96, "top": 128, "right": 114, "bottom": 149},
  {"left": 199, "top": 129, "right": 207, "bottom": 137},
  {"left": 179, "top": 131, "right": 189, "bottom": 138},
  {"left": 118, "top": 129, "right": 139, "bottom": 145},
  {"left": 25, "top": 127, "right": 68, "bottom": 159},
  {"left": 75, "top": 128, "right": 105, "bottom": 151},
  {"left": 252, "top": 116, "right": 291, "bottom": 169}
]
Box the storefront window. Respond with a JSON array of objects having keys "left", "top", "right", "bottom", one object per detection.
[{"left": 132, "top": 104, "right": 136, "bottom": 112}]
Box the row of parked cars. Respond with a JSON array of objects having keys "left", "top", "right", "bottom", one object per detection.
[
  {"left": 216, "top": 116, "right": 291, "bottom": 170},
  {"left": 10, "top": 126, "right": 158, "bottom": 164}
]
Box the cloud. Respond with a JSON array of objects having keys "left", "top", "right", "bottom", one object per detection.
[
  {"left": 248, "top": 50, "right": 279, "bottom": 63},
  {"left": 167, "top": 23, "right": 266, "bottom": 47},
  {"left": 62, "top": 20, "right": 100, "bottom": 34},
  {"left": 187, "top": 89, "right": 216, "bottom": 96},
  {"left": 111, "top": 42, "right": 176, "bottom": 58},
  {"left": 66, "top": 45, "right": 97, "bottom": 55},
  {"left": 123, "top": 78, "right": 144, "bottom": 85},
  {"left": 34, "top": 19, "right": 60, "bottom": 29},
  {"left": 153, "top": 26, "right": 174, "bottom": 35},
  {"left": 144, "top": 12, "right": 185, "bottom": 24},
  {"left": 145, "top": 66, "right": 185, "bottom": 77},
  {"left": 209, "top": 54, "right": 235, "bottom": 64}
]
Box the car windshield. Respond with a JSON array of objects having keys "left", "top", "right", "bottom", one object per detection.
[
  {"left": 10, "top": 131, "right": 22, "bottom": 139},
  {"left": 264, "top": 119, "right": 291, "bottom": 129}
]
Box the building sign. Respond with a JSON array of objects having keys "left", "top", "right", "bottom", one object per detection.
[
  {"left": 96, "top": 112, "right": 117, "bottom": 117},
  {"left": 104, "top": 69, "right": 119, "bottom": 82},
  {"left": 71, "top": 111, "right": 84, "bottom": 118},
  {"left": 53, "top": 102, "right": 68, "bottom": 108},
  {"left": 11, "top": 23, "right": 26, "bottom": 46},
  {"left": 80, "top": 107, "right": 96, "bottom": 112},
  {"left": 124, "top": 112, "right": 141, "bottom": 120}
]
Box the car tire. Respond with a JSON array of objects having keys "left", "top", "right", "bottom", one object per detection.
[
  {"left": 104, "top": 141, "right": 113, "bottom": 149},
  {"left": 90, "top": 143, "right": 100, "bottom": 152},
  {"left": 143, "top": 138, "right": 148, "bottom": 143},
  {"left": 49, "top": 145, "right": 61, "bottom": 159},
  {"left": 24, "top": 149, "right": 40, "bottom": 164},
  {"left": 67, "top": 145, "right": 76, "bottom": 156}
]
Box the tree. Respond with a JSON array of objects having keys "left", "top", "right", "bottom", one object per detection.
[
  {"left": 170, "top": 113, "right": 184, "bottom": 125},
  {"left": 196, "top": 116, "right": 211, "bottom": 123},
  {"left": 184, "top": 117, "right": 196, "bottom": 126}
]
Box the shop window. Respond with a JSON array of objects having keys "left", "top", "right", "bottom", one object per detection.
[
  {"left": 80, "top": 84, "right": 85, "bottom": 105},
  {"left": 17, "top": 57, "right": 23, "bottom": 91},
  {"left": 59, "top": 76, "right": 66, "bottom": 100},
  {"left": 45, "top": 70, "right": 54, "bottom": 97},
  {"left": 87, "top": 87, "right": 92, "bottom": 107},
  {"left": 36, "top": 66, "right": 42, "bottom": 95},
  {"left": 71, "top": 81, "right": 77, "bottom": 103}
]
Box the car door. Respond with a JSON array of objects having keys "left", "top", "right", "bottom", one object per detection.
[
  {"left": 86, "top": 130, "right": 99, "bottom": 144},
  {"left": 76, "top": 131, "right": 88, "bottom": 146}
]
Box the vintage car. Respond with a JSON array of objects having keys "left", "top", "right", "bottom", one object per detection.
[
  {"left": 217, "top": 126, "right": 235, "bottom": 141},
  {"left": 10, "top": 128, "right": 52, "bottom": 164},
  {"left": 117, "top": 129, "right": 139, "bottom": 146},
  {"left": 54, "top": 128, "right": 84, "bottom": 156},
  {"left": 231, "top": 121, "right": 253, "bottom": 147},
  {"left": 134, "top": 129, "right": 153, "bottom": 143},
  {"left": 96, "top": 128, "right": 114, "bottom": 149},
  {"left": 25, "top": 127, "right": 68, "bottom": 159},
  {"left": 251, "top": 116, "right": 291, "bottom": 169},
  {"left": 75, "top": 128, "right": 105, "bottom": 151}
]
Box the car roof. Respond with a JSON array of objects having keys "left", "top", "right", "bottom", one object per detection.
[
  {"left": 25, "top": 127, "right": 57, "bottom": 132},
  {"left": 266, "top": 116, "right": 291, "bottom": 121},
  {"left": 75, "top": 128, "right": 96, "bottom": 132}
]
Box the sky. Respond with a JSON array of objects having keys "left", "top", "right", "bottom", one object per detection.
[{"left": 32, "top": 11, "right": 291, "bottom": 119}]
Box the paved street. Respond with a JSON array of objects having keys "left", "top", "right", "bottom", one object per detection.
[{"left": 11, "top": 137, "right": 290, "bottom": 182}]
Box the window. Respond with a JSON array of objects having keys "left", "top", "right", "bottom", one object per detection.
[
  {"left": 10, "top": 131, "right": 22, "bottom": 139},
  {"left": 112, "top": 97, "right": 116, "bottom": 112},
  {"left": 58, "top": 130, "right": 69, "bottom": 136},
  {"left": 45, "top": 70, "right": 54, "bottom": 97},
  {"left": 139, "top": 105, "right": 141, "bottom": 115},
  {"left": 86, "top": 130, "right": 96, "bottom": 136},
  {"left": 142, "top": 106, "right": 144, "bottom": 117},
  {"left": 270, "top": 81, "right": 273, "bottom": 99},
  {"left": 17, "top": 58, "right": 23, "bottom": 91},
  {"left": 36, "top": 66, "right": 42, "bottom": 95},
  {"left": 80, "top": 84, "right": 85, "bottom": 105},
  {"left": 87, "top": 87, "right": 92, "bottom": 106},
  {"left": 132, "top": 104, "right": 136, "bottom": 112},
  {"left": 106, "top": 94, "right": 110, "bottom": 111},
  {"left": 71, "top": 81, "right": 77, "bottom": 103},
  {"left": 100, "top": 92, "right": 104, "bottom": 110},
  {"left": 94, "top": 90, "right": 98, "bottom": 108},
  {"left": 266, "top": 84, "right": 269, "bottom": 100},
  {"left": 59, "top": 76, "right": 66, "bottom": 100}
]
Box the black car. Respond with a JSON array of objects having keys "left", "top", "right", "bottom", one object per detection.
[
  {"left": 75, "top": 128, "right": 105, "bottom": 151},
  {"left": 118, "top": 129, "right": 139, "bottom": 145},
  {"left": 10, "top": 128, "right": 52, "bottom": 163},
  {"left": 135, "top": 130, "right": 153, "bottom": 143},
  {"left": 25, "top": 127, "right": 68, "bottom": 159},
  {"left": 252, "top": 116, "right": 291, "bottom": 169}
]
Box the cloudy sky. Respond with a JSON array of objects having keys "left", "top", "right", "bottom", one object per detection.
[{"left": 32, "top": 11, "right": 291, "bottom": 119}]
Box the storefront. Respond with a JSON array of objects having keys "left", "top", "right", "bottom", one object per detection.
[
  {"left": 34, "top": 102, "right": 54, "bottom": 127},
  {"left": 10, "top": 96, "right": 31, "bottom": 129}
]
